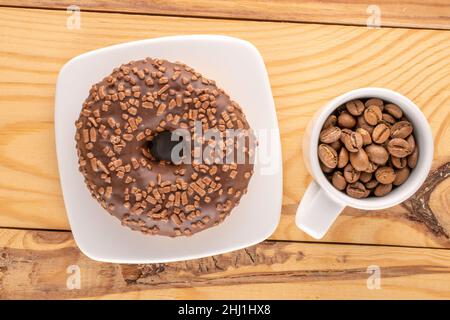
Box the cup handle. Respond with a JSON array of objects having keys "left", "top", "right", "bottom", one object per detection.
[{"left": 295, "top": 180, "right": 346, "bottom": 239}]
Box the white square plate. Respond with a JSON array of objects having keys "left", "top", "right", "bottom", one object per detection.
[{"left": 55, "top": 35, "right": 282, "bottom": 263}]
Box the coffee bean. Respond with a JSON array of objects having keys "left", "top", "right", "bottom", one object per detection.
[
  {"left": 387, "top": 138, "right": 412, "bottom": 158},
  {"left": 408, "top": 146, "right": 419, "bottom": 169},
  {"left": 346, "top": 100, "right": 365, "bottom": 116},
  {"left": 365, "top": 179, "right": 379, "bottom": 189},
  {"left": 323, "top": 114, "right": 337, "bottom": 129},
  {"left": 350, "top": 149, "right": 369, "bottom": 171},
  {"left": 364, "top": 105, "right": 382, "bottom": 126},
  {"left": 320, "top": 161, "right": 334, "bottom": 173},
  {"left": 337, "top": 147, "right": 349, "bottom": 168},
  {"left": 375, "top": 166, "right": 396, "bottom": 184},
  {"left": 379, "top": 120, "right": 392, "bottom": 129},
  {"left": 330, "top": 139, "right": 342, "bottom": 151},
  {"left": 356, "top": 128, "right": 372, "bottom": 145},
  {"left": 340, "top": 128, "right": 352, "bottom": 140},
  {"left": 343, "top": 164, "right": 360, "bottom": 183},
  {"left": 374, "top": 183, "right": 392, "bottom": 197},
  {"left": 343, "top": 131, "right": 363, "bottom": 152},
  {"left": 332, "top": 171, "right": 347, "bottom": 191},
  {"left": 359, "top": 171, "right": 372, "bottom": 183},
  {"left": 365, "top": 98, "right": 384, "bottom": 110},
  {"left": 320, "top": 126, "right": 342, "bottom": 143},
  {"left": 382, "top": 113, "right": 396, "bottom": 125},
  {"left": 391, "top": 121, "right": 413, "bottom": 139},
  {"left": 394, "top": 167, "right": 410, "bottom": 186},
  {"left": 391, "top": 156, "right": 407, "bottom": 169},
  {"left": 384, "top": 103, "right": 403, "bottom": 119},
  {"left": 372, "top": 123, "right": 391, "bottom": 144},
  {"left": 338, "top": 112, "right": 356, "bottom": 128},
  {"left": 346, "top": 182, "right": 367, "bottom": 199},
  {"left": 406, "top": 134, "right": 416, "bottom": 151},
  {"left": 357, "top": 115, "right": 374, "bottom": 134},
  {"left": 318, "top": 144, "right": 338, "bottom": 169},
  {"left": 366, "top": 144, "right": 389, "bottom": 165},
  {"left": 365, "top": 161, "right": 378, "bottom": 173}
]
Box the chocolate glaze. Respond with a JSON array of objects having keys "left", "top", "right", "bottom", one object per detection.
[{"left": 75, "top": 58, "right": 256, "bottom": 237}]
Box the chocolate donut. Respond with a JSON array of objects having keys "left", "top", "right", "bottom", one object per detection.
[{"left": 75, "top": 58, "right": 256, "bottom": 237}]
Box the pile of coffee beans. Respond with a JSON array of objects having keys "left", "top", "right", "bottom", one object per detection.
[{"left": 318, "top": 98, "right": 419, "bottom": 198}]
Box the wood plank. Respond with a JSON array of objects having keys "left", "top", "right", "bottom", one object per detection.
[
  {"left": 1, "top": 227, "right": 450, "bottom": 299},
  {"left": 0, "top": 8, "right": 449, "bottom": 247},
  {"left": 0, "top": 0, "right": 449, "bottom": 30}
]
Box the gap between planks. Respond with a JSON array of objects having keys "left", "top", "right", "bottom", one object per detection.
[
  {"left": 2, "top": 225, "right": 450, "bottom": 252},
  {"left": 0, "top": 2, "right": 449, "bottom": 31}
]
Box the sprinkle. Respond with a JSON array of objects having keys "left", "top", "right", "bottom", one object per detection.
[
  {"left": 170, "top": 214, "right": 182, "bottom": 226},
  {"left": 123, "top": 134, "right": 133, "bottom": 141},
  {"left": 82, "top": 129, "right": 89, "bottom": 143},
  {"left": 128, "top": 107, "right": 138, "bottom": 116},
  {"left": 157, "top": 84, "right": 170, "bottom": 95},
  {"left": 142, "top": 102, "right": 153, "bottom": 109},
  {"left": 156, "top": 103, "right": 167, "bottom": 116},
  {"left": 89, "top": 128, "right": 97, "bottom": 142},
  {"left": 136, "top": 132, "right": 145, "bottom": 141}
]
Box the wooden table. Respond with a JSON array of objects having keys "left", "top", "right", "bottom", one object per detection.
[{"left": 0, "top": 0, "right": 449, "bottom": 299}]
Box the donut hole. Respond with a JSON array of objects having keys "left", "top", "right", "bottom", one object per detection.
[{"left": 147, "top": 131, "right": 184, "bottom": 163}]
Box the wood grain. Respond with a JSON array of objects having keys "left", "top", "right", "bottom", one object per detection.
[
  {"left": 0, "top": 8, "right": 449, "bottom": 247},
  {"left": 0, "top": 0, "right": 449, "bottom": 30},
  {"left": 1, "top": 227, "right": 450, "bottom": 299}
]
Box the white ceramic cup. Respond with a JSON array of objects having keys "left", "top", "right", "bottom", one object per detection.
[{"left": 295, "top": 88, "right": 434, "bottom": 239}]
